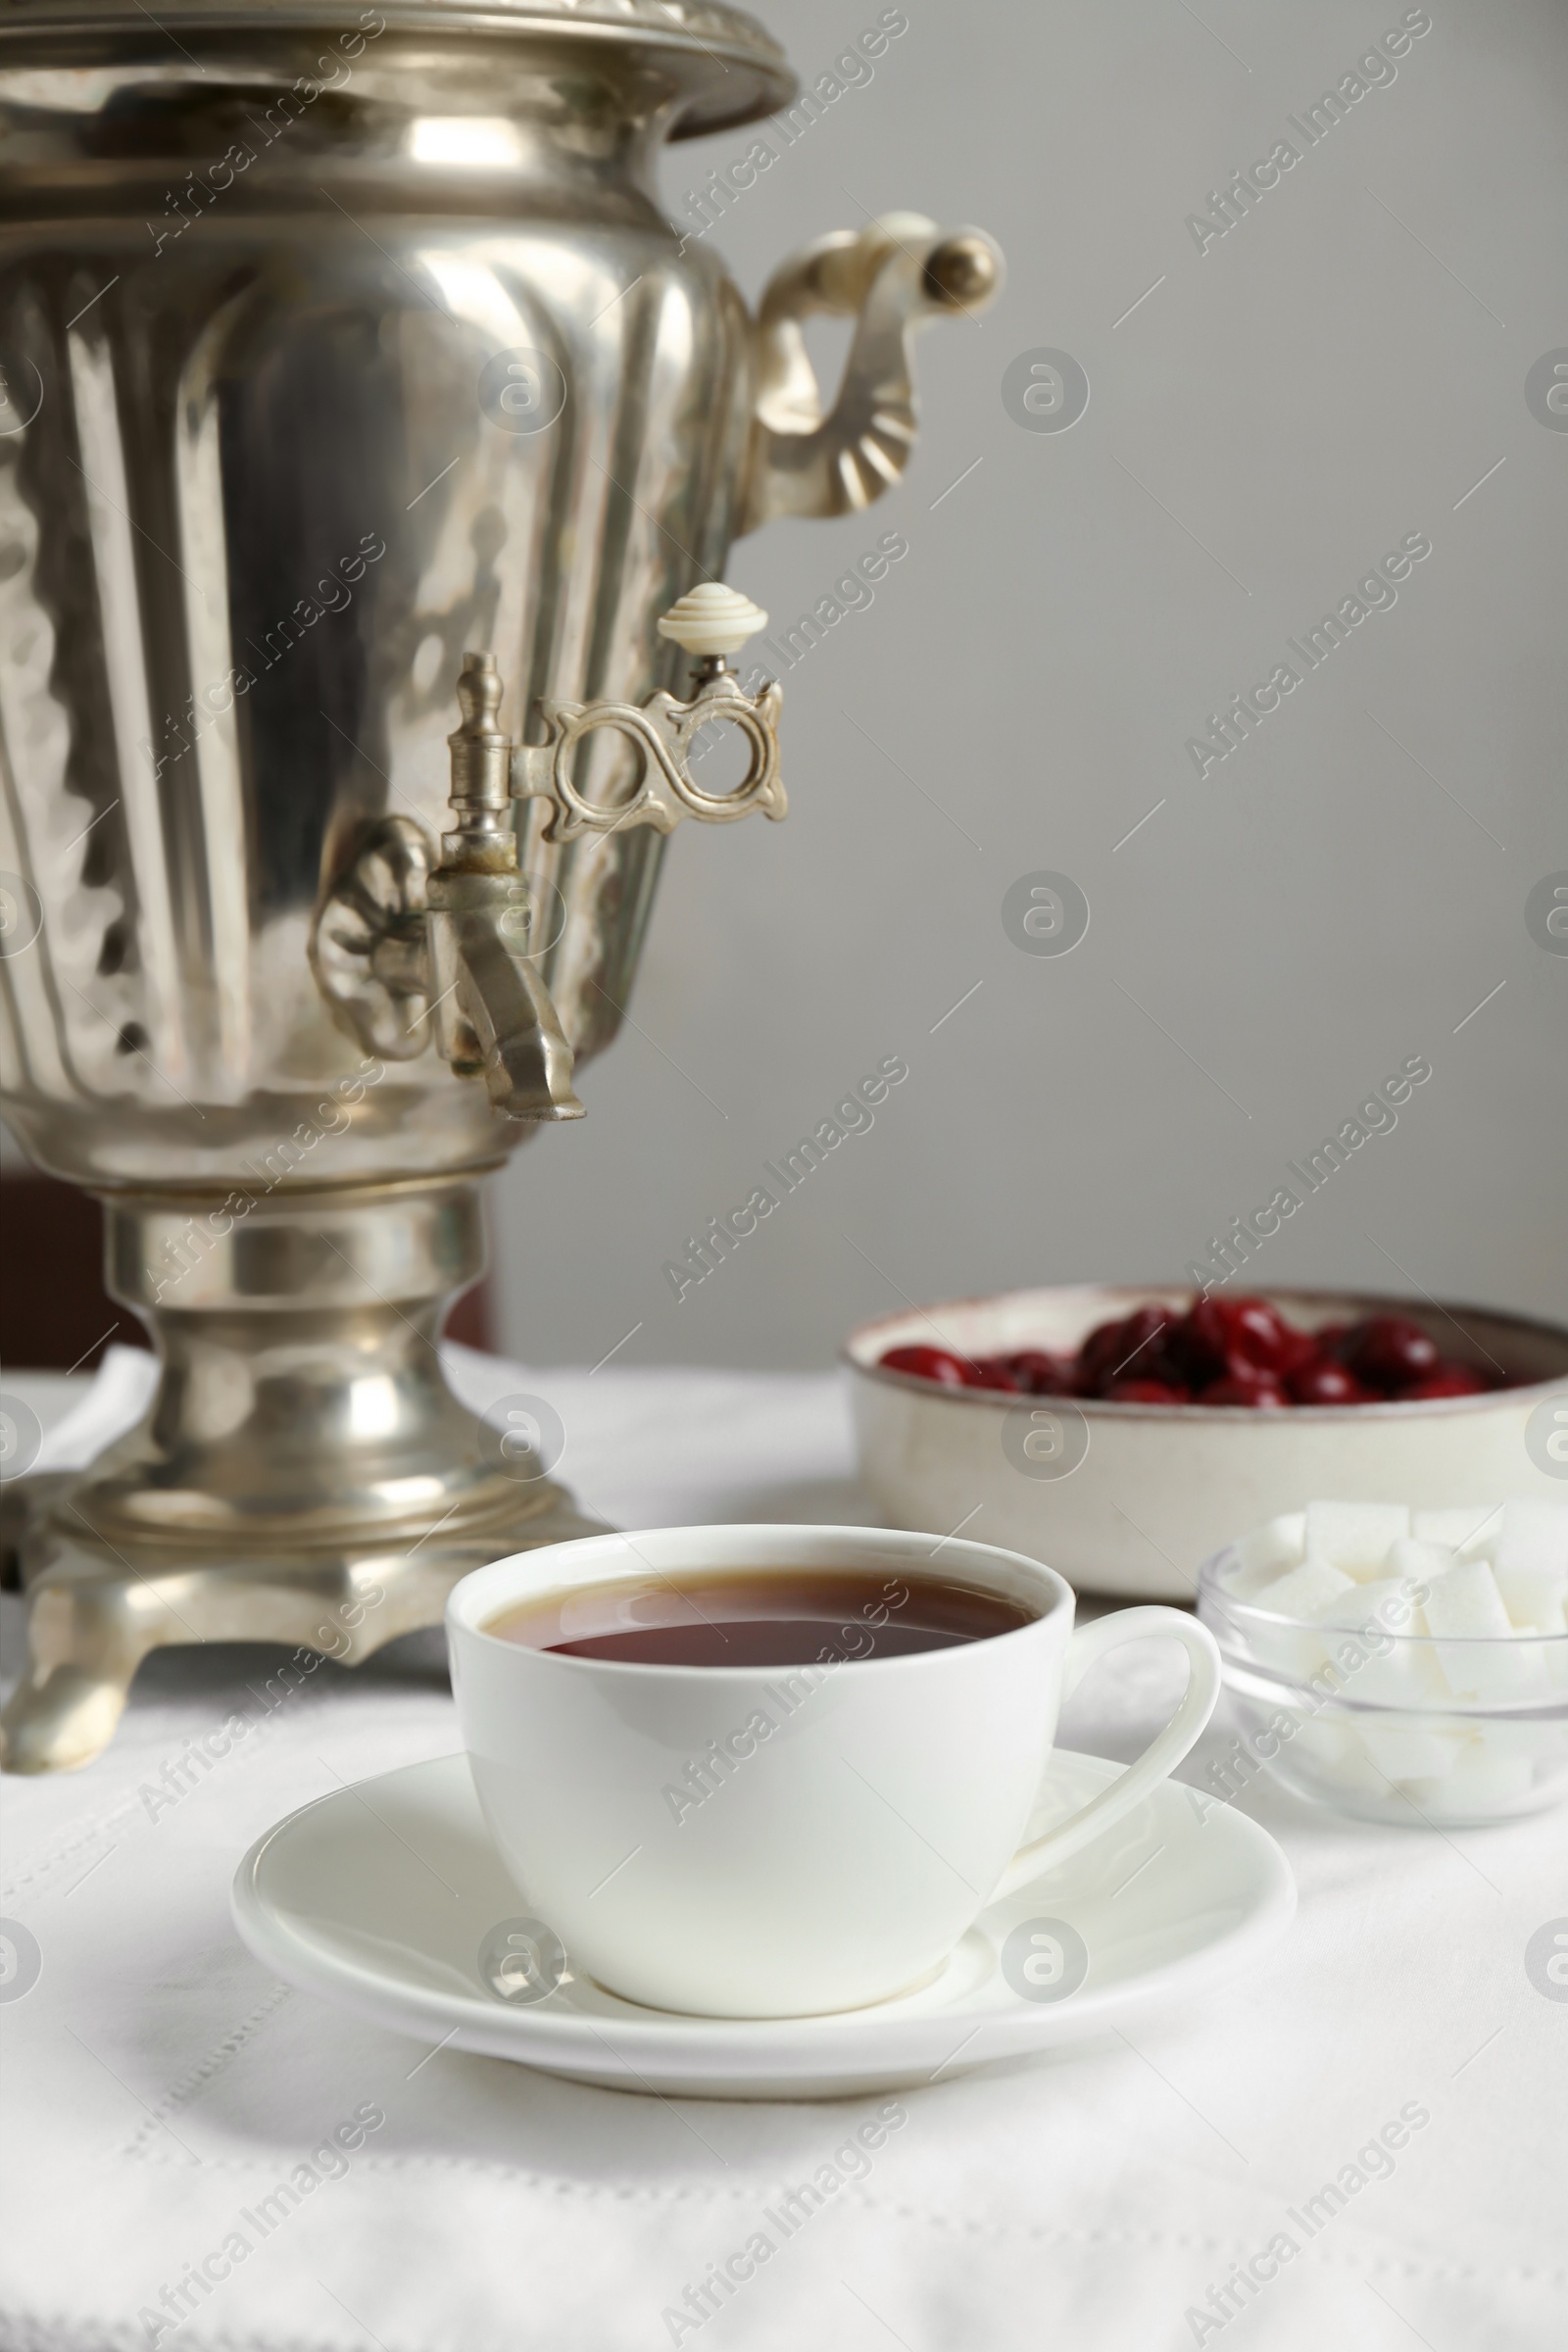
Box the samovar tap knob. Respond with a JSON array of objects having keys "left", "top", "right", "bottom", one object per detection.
[{"left": 656, "top": 583, "right": 769, "bottom": 670}]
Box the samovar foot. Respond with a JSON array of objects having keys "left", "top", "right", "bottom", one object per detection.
[
  {"left": 0, "top": 1663, "right": 141, "bottom": 1778},
  {"left": 2, "top": 1180, "right": 608, "bottom": 1772},
  {"left": 1, "top": 1482, "right": 607, "bottom": 1775}
]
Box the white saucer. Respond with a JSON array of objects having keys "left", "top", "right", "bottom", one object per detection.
[{"left": 231, "top": 1751, "right": 1295, "bottom": 2100}]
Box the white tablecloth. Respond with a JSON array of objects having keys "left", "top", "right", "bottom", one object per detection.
[{"left": 1, "top": 1349, "right": 1561, "bottom": 2351}]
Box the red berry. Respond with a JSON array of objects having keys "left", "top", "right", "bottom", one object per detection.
[
  {"left": 1398, "top": 1365, "right": 1485, "bottom": 1399},
  {"left": 1170, "top": 1298, "right": 1234, "bottom": 1385},
  {"left": 1078, "top": 1306, "right": 1172, "bottom": 1393},
  {"left": 1340, "top": 1315, "right": 1439, "bottom": 1392},
  {"left": 1177, "top": 1295, "right": 1311, "bottom": 1383},
  {"left": 902, "top": 1298, "right": 1485, "bottom": 1411},
  {"left": 879, "top": 1345, "right": 970, "bottom": 1387},
  {"left": 1274, "top": 1323, "right": 1319, "bottom": 1378},
  {"left": 1006, "top": 1349, "right": 1075, "bottom": 1396},
  {"left": 1287, "top": 1356, "right": 1377, "bottom": 1406},
  {"left": 1199, "top": 1374, "right": 1290, "bottom": 1408},
  {"left": 1226, "top": 1298, "right": 1305, "bottom": 1374},
  {"left": 1080, "top": 1305, "right": 1193, "bottom": 1398}
]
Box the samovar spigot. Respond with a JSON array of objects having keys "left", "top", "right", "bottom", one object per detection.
[
  {"left": 422, "top": 653, "right": 584, "bottom": 1123},
  {"left": 310, "top": 595, "right": 782, "bottom": 1114}
]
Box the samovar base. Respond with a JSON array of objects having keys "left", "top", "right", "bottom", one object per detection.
[
  {"left": 1, "top": 1177, "right": 606, "bottom": 1774},
  {"left": 0, "top": 1489, "right": 603, "bottom": 1776}
]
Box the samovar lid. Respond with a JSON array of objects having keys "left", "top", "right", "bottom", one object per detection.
[{"left": 0, "top": 1, "right": 796, "bottom": 136}]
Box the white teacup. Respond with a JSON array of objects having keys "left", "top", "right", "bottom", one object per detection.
[{"left": 447, "top": 1525, "right": 1221, "bottom": 2019}]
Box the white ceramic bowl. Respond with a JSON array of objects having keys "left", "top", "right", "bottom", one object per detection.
[{"left": 844, "top": 1285, "right": 1568, "bottom": 1601}]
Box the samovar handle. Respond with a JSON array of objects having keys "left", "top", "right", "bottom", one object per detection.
[{"left": 737, "top": 214, "right": 1004, "bottom": 535}]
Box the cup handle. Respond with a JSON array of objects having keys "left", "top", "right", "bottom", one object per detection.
[{"left": 989, "top": 1607, "right": 1222, "bottom": 1901}]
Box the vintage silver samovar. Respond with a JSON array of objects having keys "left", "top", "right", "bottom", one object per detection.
[{"left": 0, "top": 0, "right": 1000, "bottom": 1769}]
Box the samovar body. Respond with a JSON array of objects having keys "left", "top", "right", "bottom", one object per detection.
[{"left": 0, "top": 0, "right": 999, "bottom": 1767}]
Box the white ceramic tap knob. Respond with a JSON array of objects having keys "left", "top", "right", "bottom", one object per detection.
[{"left": 657, "top": 582, "right": 768, "bottom": 658}]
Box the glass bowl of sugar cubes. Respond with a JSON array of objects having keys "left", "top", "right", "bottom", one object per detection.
[{"left": 1197, "top": 1499, "right": 1568, "bottom": 1827}]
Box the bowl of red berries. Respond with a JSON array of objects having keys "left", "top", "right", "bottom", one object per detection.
[{"left": 844, "top": 1286, "right": 1568, "bottom": 1599}]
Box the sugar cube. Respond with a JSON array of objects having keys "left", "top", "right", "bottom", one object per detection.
[
  {"left": 1382, "top": 1533, "right": 1457, "bottom": 1590},
  {"left": 1311, "top": 1588, "right": 1445, "bottom": 1705},
  {"left": 1412, "top": 1505, "right": 1503, "bottom": 1558},
  {"left": 1423, "top": 1560, "right": 1513, "bottom": 1642},
  {"left": 1494, "top": 1565, "right": 1568, "bottom": 1637},
  {"left": 1312, "top": 1573, "right": 1413, "bottom": 1630},
  {"left": 1236, "top": 1513, "right": 1305, "bottom": 1575},
  {"left": 1480, "top": 1718, "right": 1568, "bottom": 1767},
  {"left": 1303, "top": 1500, "right": 1410, "bottom": 1580},
  {"left": 1423, "top": 1562, "right": 1531, "bottom": 1702},
  {"left": 1358, "top": 1720, "right": 1464, "bottom": 1783},
  {"left": 1224, "top": 1562, "right": 1297, "bottom": 1604},
  {"left": 1245, "top": 1558, "right": 1353, "bottom": 1682},
  {"left": 1494, "top": 1499, "right": 1568, "bottom": 1584},
  {"left": 1255, "top": 1556, "right": 1356, "bottom": 1618}
]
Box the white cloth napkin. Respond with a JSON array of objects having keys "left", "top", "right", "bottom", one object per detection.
[{"left": 1, "top": 1350, "right": 1560, "bottom": 2351}]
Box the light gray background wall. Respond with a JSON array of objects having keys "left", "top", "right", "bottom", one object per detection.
[{"left": 490, "top": 0, "right": 1567, "bottom": 1372}]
